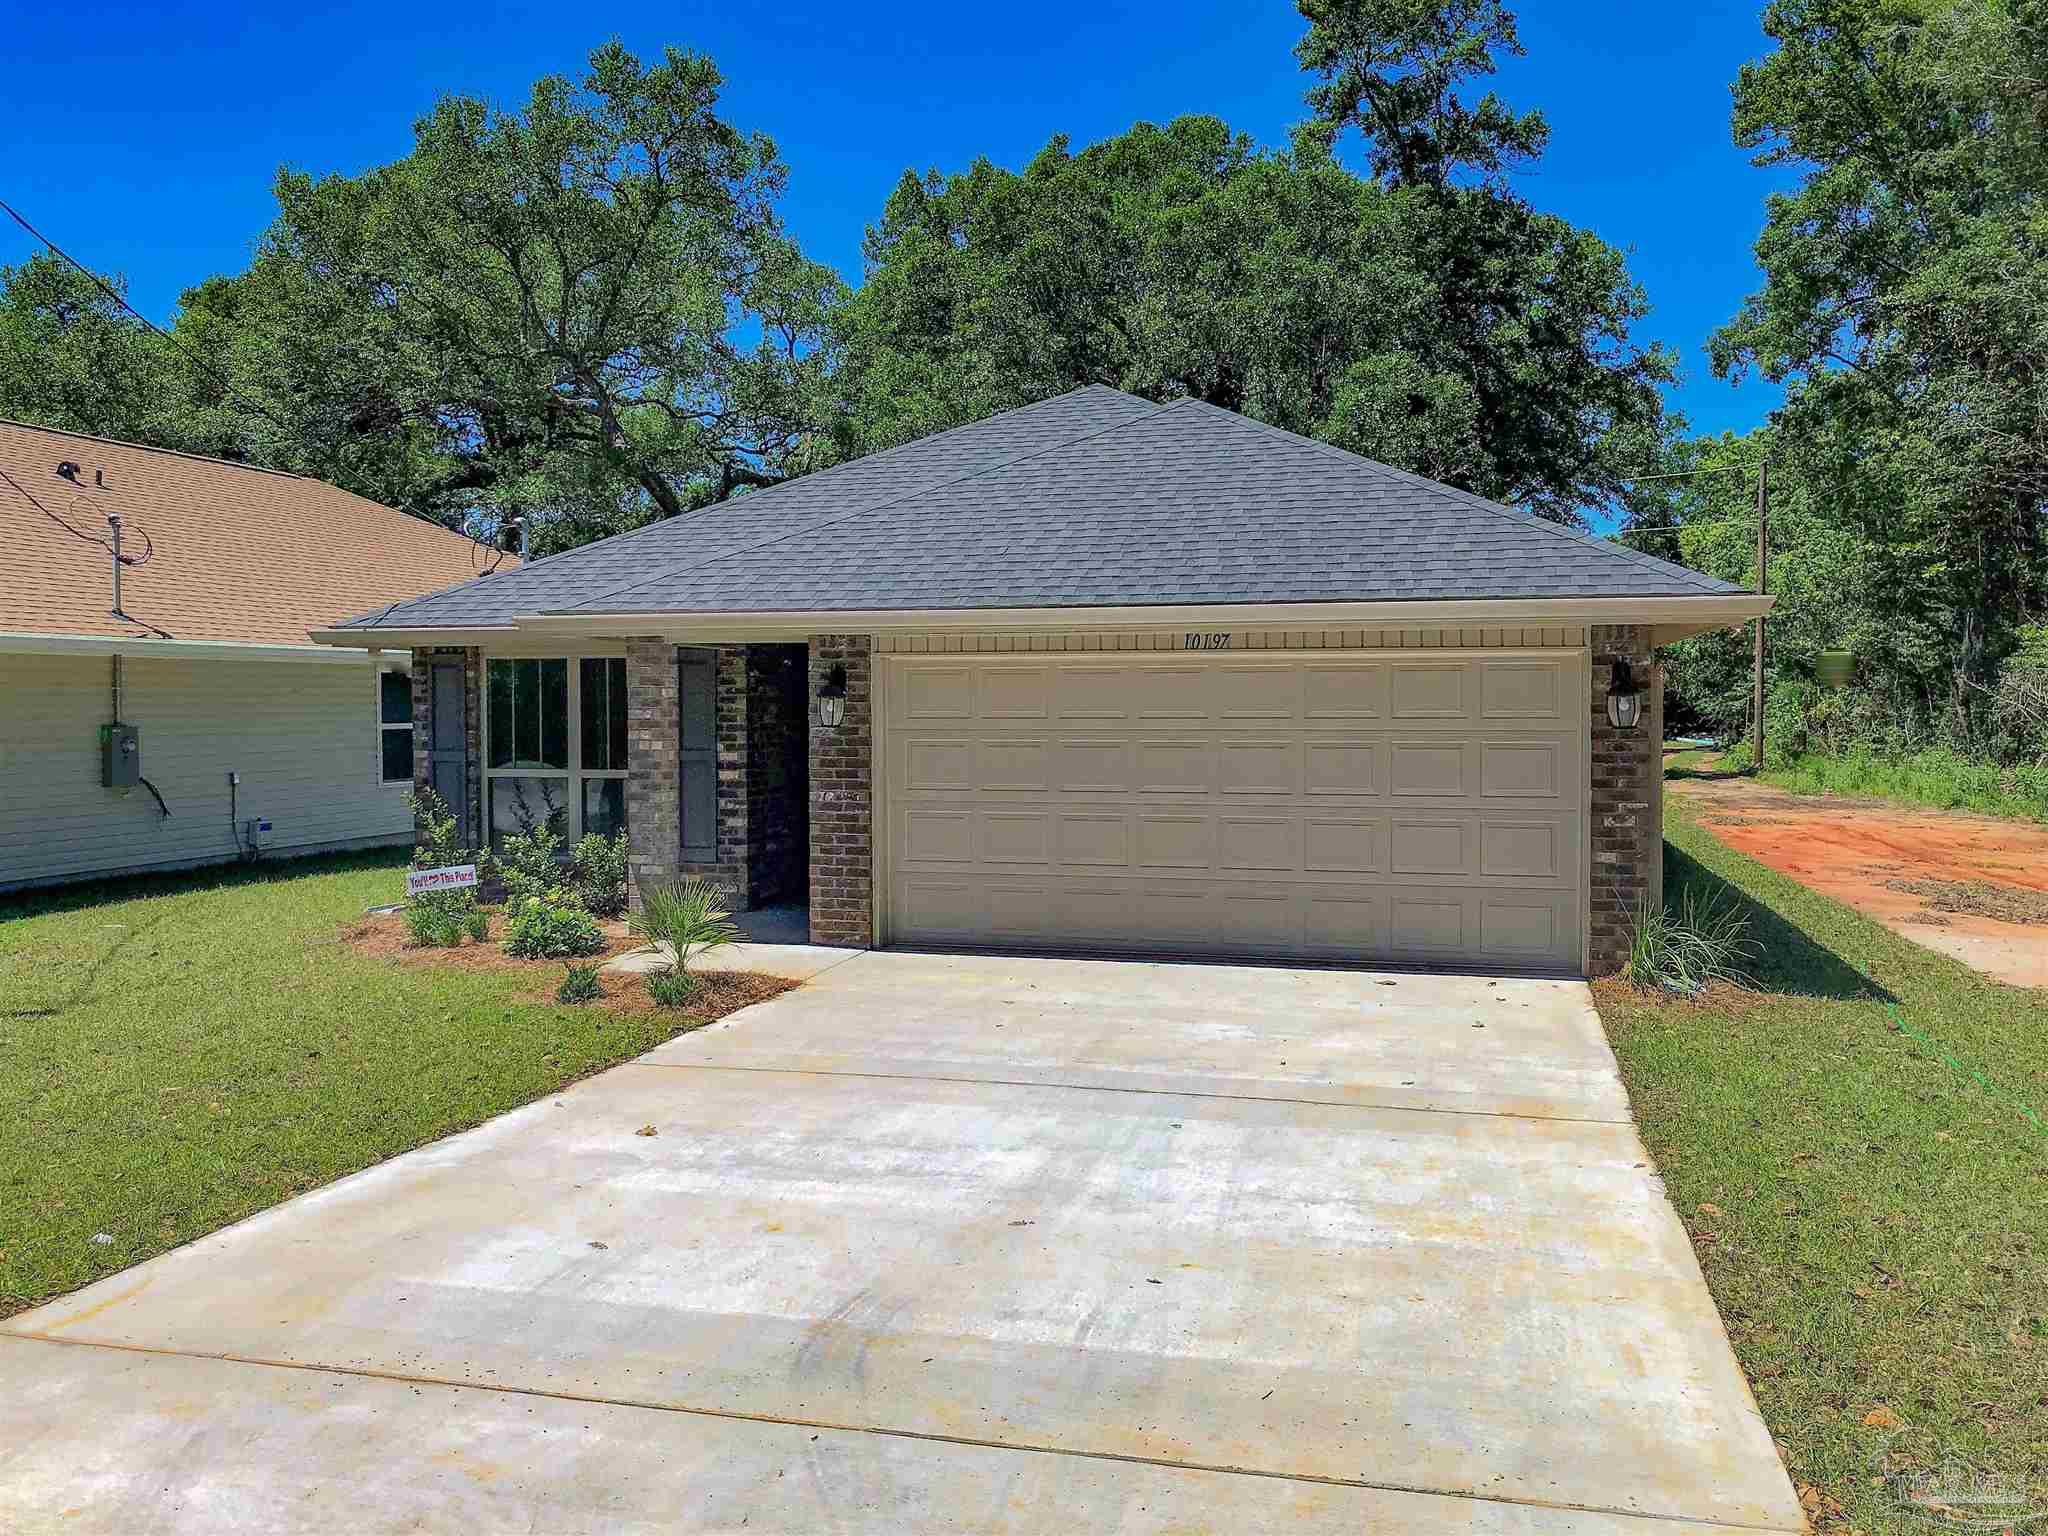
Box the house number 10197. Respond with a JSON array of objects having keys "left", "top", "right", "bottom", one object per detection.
[{"left": 1184, "top": 631, "right": 1233, "bottom": 651}]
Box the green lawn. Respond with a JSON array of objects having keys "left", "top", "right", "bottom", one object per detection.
[
  {"left": 1599, "top": 799, "right": 2048, "bottom": 1530},
  {"left": 0, "top": 851, "right": 723, "bottom": 1317}
]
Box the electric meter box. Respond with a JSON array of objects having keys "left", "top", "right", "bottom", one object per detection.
[{"left": 100, "top": 723, "right": 140, "bottom": 788}]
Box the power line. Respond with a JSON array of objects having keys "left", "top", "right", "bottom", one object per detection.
[
  {"left": 0, "top": 466, "right": 122, "bottom": 554},
  {"left": 1610, "top": 514, "right": 1761, "bottom": 538},
  {"left": 0, "top": 195, "right": 511, "bottom": 574},
  {"left": 1616, "top": 462, "right": 1762, "bottom": 483}
]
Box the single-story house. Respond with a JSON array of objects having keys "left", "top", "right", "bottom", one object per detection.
[
  {"left": 0, "top": 419, "right": 507, "bottom": 891},
  {"left": 316, "top": 387, "right": 1768, "bottom": 975}
]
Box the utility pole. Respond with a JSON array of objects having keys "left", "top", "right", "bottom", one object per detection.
[{"left": 1752, "top": 459, "right": 1768, "bottom": 772}]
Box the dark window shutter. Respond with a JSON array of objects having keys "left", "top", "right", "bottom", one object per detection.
[{"left": 678, "top": 649, "right": 716, "bottom": 861}]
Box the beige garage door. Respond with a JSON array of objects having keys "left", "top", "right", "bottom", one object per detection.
[{"left": 882, "top": 650, "right": 1586, "bottom": 973}]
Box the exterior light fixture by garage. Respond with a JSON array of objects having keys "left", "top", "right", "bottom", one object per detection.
[
  {"left": 1607, "top": 657, "right": 1645, "bottom": 730},
  {"left": 816, "top": 662, "right": 848, "bottom": 728}
]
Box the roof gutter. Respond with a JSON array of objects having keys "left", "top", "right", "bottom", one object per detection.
[
  {"left": 311, "top": 594, "right": 1771, "bottom": 649},
  {"left": 2, "top": 631, "right": 383, "bottom": 665}
]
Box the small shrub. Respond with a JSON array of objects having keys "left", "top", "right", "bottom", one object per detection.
[
  {"left": 647, "top": 968, "right": 698, "bottom": 1009},
  {"left": 556, "top": 962, "right": 604, "bottom": 1004},
  {"left": 629, "top": 878, "right": 741, "bottom": 974},
  {"left": 499, "top": 824, "right": 565, "bottom": 906},
  {"left": 1625, "top": 886, "right": 1759, "bottom": 994},
  {"left": 503, "top": 888, "right": 606, "bottom": 959},
  {"left": 403, "top": 893, "right": 475, "bottom": 949},
  {"left": 464, "top": 907, "right": 490, "bottom": 944},
  {"left": 570, "top": 832, "right": 629, "bottom": 918}
]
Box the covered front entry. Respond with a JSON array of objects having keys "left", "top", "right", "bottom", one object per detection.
[{"left": 882, "top": 648, "right": 1587, "bottom": 972}]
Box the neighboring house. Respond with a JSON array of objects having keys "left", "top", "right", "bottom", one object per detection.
[
  {"left": 0, "top": 420, "right": 509, "bottom": 892},
  {"left": 316, "top": 387, "right": 1768, "bottom": 976}
]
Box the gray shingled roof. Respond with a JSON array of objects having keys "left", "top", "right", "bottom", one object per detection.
[{"left": 334, "top": 386, "right": 1740, "bottom": 630}]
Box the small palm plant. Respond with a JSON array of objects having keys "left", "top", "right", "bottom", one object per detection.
[{"left": 629, "top": 878, "right": 742, "bottom": 1002}]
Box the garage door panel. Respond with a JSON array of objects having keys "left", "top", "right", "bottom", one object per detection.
[
  {"left": 1389, "top": 817, "right": 1474, "bottom": 876},
  {"left": 1481, "top": 896, "right": 1565, "bottom": 958},
  {"left": 1134, "top": 739, "right": 1213, "bottom": 793},
  {"left": 1481, "top": 659, "right": 1564, "bottom": 718},
  {"left": 1055, "top": 813, "right": 1129, "bottom": 867},
  {"left": 1303, "top": 663, "right": 1387, "bottom": 720},
  {"left": 1480, "top": 819, "right": 1563, "bottom": 879},
  {"left": 903, "top": 738, "right": 975, "bottom": 791},
  {"left": 1390, "top": 892, "right": 1473, "bottom": 954},
  {"left": 1213, "top": 665, "right": 1301, "bottom": 720},
  {"left": 887, "top": 653, "right": 1583, "bottom": 972},
  {"left": 1304, "top": 740, "right": 1379, "bottom": 796},
  {"left": 1390, "top": 662, "right": 1468, "bottom": 718},
  {"left": 903, "top": 809, "right": 974, "bottom": 863},
  {"left": 1135, "top": 814, "right": 1215, "bottom": 870},
  {"left": 1055, "top": 667, "right": 1135, "bottom": 719},
  {"left": 975, "top": 738, "right": 1051, "bottom": 791},
  {"left": 1389, "top": 741, "right": 1469, "bottom": 797},
  {"left": 1054, "top": 739, "right": 1130, "bottom": 791},
  {"left": 1216, "top": 739, "right": 1297, "bottom": 794},
  {"left": 1304, "top": 888, "right": 1390, "bottom": 954},
  {"left": 1218, "top": 816, "right": 1302, "bottom": 872},
  {"left": 1304, "top": 817, "right": 1384, "bottom": 874},
  {"left": 1481, "top": 740, "right": 1563, "bottom": 798},
  {"left": 904, "top": 667, "right": 974, "bottom": 720},
  {"left": 977, "top": 666, "right": 1050, "bottom": 719},
  {"left": 980, "top": 811, "right": 1052, "bottom": 865}
]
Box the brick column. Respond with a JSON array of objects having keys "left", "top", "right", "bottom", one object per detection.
[
  {"left": 1588, "top": 624, "right": 1658, "bottom": 975},
  {"left": 409, "top": 645, "right": 480, "bottom": 851},
  {"left": 624, "top": 637, "right": 679, "bottom": 908},
  {"left": 808, "top": 634, "right": 873, "bottom": 947}
]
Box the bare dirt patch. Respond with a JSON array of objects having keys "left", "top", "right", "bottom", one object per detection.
[
  {"left": 341, "top": 912, "right": 798, "bottom": 1021},
  {"left": 1670, "top": 775, "right": 2048, "bottom": 987}
]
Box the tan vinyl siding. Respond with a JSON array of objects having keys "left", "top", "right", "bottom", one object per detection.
[{"left": 0, "top": 652, "right": 412, "bottom": 890}]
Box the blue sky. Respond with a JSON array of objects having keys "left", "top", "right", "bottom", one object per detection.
[{"left": 3, "top": 0, "right": 1792, "bottom": 443}]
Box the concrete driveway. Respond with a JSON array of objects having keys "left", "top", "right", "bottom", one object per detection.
[{"left": 1, "top": 951, "right": 1800, "bottom": 1534}]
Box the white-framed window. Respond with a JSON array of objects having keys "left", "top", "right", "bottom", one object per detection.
[
  {"left": 482, "top": 654, "right": 629, "bottom": 852},
  {"left": 377, "top": 662, "right": 414, "bottom": 786}
]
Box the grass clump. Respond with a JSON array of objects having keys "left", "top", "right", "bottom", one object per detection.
[
  {"left": 555, "top": 962, "right": 604, "bottom": 1004},
  {"left": 1624, "top": 885, "right": 1759, "bottom": 994}
]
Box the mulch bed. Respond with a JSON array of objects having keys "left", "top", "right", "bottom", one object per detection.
[{"left": 340, "top": 912, "right": 798, "bottom": 1020}]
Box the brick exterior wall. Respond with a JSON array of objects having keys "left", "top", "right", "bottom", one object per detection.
[
  {"left": 746, "top": 645, "right": 809, "bottom": 906},
  {"left": 808, "top": 634, "right": 873, "bottom": 947},
  {"left": 1588, "top": 624, "right": 1661, "bottom": 976},
  {"left": 409, "top": 645, "right": 481, "bottom": 851},
  {"left": 624, "top": 637, "right": 681, "bottom": 908}
]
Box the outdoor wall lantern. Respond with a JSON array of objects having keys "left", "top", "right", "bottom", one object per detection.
[
  {"left": 1606, "top": 657, "right": 1644, "bottom": 730},
  {"left": 817, "top": 662, "right": 848, "bottom": 729}
]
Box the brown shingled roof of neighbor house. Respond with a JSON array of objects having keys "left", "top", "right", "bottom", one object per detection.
[{"left": 0, "top": 418, "right": 513, "bottom": 647}]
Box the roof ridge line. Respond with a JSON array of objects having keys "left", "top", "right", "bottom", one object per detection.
[
  {"left": 345, "top": 386, "right": 1146, "bottom": 627},
  {"left": 551, "top": 392, "right": 1178, "bottom": 616},
  {"left": 1186, "top": 402, "right": 1736, "bottom": 596},
  {"left": 0, "top": 416, "right": 308, "bottom": 481}
]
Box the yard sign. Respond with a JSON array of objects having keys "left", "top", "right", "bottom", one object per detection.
[{"left": 406, "top": 863, "right": 478, "bottom": 897}]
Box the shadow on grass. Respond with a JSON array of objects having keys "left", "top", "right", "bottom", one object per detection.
[
  {"left": 1663, "top": 764, "right": 1748, "bottom": 782},
  {"left": 1664, "top": 842, "right": 1893, "bottom": 1003},
  {"left": 0, "top": 846, "right": 406, "bottom": 924}
]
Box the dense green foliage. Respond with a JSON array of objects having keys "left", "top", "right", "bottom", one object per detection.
[
  {"left": 835, "top": 2, "right": 1672, "bottom": 522},
  {"left": 1634, "top": 0, "right": 2048, "bottom": 772}
]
